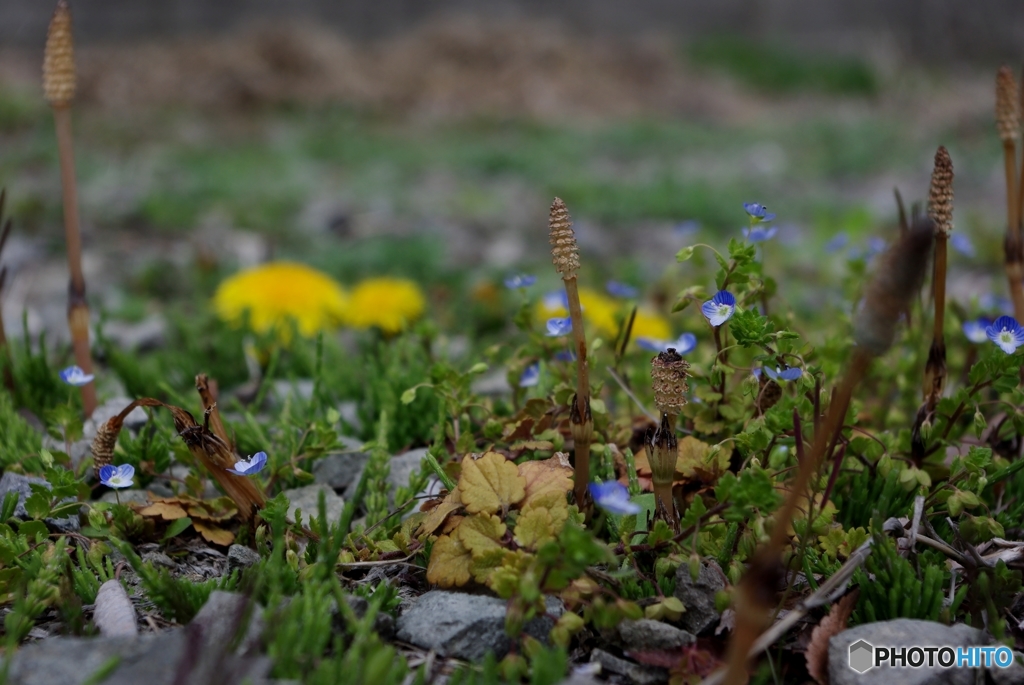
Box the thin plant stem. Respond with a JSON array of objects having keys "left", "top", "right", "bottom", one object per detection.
[{"left": 53, "top": 105, "right": 96, "bottom": 416}]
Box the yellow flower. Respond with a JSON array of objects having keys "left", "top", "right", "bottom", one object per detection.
[
  {"left": 213, "top": 261, "right": 349, "bottom": 337},
  {"left": 536, "top": 287, "right": 620, "bottom": 339},
  {"left": 629, "top": 308, "right": 672, "bottom": 346},
  {"left": 344, "top": 277, "right": 426, "bottom": 334}
]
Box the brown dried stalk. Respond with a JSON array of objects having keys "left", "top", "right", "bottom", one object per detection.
[
  {"left": 196, "top": 373, "right": 232, "bottom": 449},
  {"left": 996, "top": 66, "right": 1024, "bottom": 321},
  {"left": 0, "top": 189, "right": 14, "bottom": 393},
  {"left": 90, "top": 398, "right": 164, "bottom": 470},
  {"left": 550, "top": 197, "right": 592, "bottom": 510},
  {"left": 721, "top": 219, "right": 934, "bottom": 685},
  {"left": 166, "top": 404, "right": 266, "bottom": 521},
  {"left": 44, "top": 1, "right": 96, "bottom": 416}
]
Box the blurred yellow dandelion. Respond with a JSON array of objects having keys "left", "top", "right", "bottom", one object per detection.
[
  {"left": 212, "top": 261, "right": 349, "bottom": 337},
  {"left": 629, "top": 309, "right": 672, "bottom": 346},
  {"left": 344, "top": 277, "right": 426, "bottom": 334}
]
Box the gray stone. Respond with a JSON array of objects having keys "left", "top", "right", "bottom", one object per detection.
[
  {"left": 280, "top": 483, "right": 345, "bottom": 526},
  {"left": 829, "top": 619, "right": 988, "bottom": 685},
  {"left": 0, "top": 631, "right": 271, "bottom": 685},
  {"left": 141, "top": 551, "right": 176, "bottom": 570},
  {"left": 673, "top": 559, "right": 724, "bottom": 635},
  {"left": 396, "top": 590, "right": 562, "bottom": 661},
  {"left": 102, "top": 315, "right": 167, "bottom": 352},
  {"left": 332, "top": 594, "right": 395, "bottom": 639},
  {"left": 0, "top": 472, "right": 80, "bottom": 533},
  {"left": 227, "top": 544, "right": 261, "bottom": 573},
  {"left": 343, "top": 448, "right": 428, "bottom": 501},
  {"left": 617, "top": 619, "right": 695, "bottom": 652},
  {"left": 589, "top": 648, "right": 668, "bottom": 685},
  {"left": 92, "top": 397, "right": 149, "bottom": 431},
  {"left": 312, "top": 445, "right": 369, "bottom": 492},
  {"left": 471, "top": 367, "right": 512, "bottom": 396},
  {"left": 94, "top": 580, "right": 138, "bottom": 637},
  {"left": 271, "top": 379, "right": 315, "bottom": 406},
  {"left": 190, "top": 591, "right": 264, "bottom": 656},
  {"left": 337, "top": 401, "right": 361, "bottom": 434}
]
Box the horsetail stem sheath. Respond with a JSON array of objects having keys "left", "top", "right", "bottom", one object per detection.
[
  {"left": 722, "top": 219, "right": 934, "bottom": 685},
  {"left": 648, "top": 349, "right": 689, "bottom": 531},
  {"left": 996, "top": 66, "right": 1024, "bottom": 322},
  {"left": 549, "top": 197, "right": 592, "bottom": 510},
  {"left": 44, "top": 0, "right": 96, "bottom": 417}
]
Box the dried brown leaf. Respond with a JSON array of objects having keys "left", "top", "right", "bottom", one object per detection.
[
  {"left": 193, "top": 520, "right": 235, "bottom": 546},
  {"left": 518, "top": 452, "right": 573, "bottom": 508},
  {"left": 137, "top": 502, "right": 187, "bottom": 520},
  {"left": 805, "top": 589, "right": 859, "bottom": 685}
]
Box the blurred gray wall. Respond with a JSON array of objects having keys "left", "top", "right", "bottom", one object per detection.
[{"left": 1, "top": 0, "right": 1020, "bottom": 64}]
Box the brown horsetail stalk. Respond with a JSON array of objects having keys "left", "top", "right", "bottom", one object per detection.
[
  {"left": 44, "top": 0, "right": 96, "bottom": 417},
  {"left": 647, "top": 349, "right": 689, "bottom": 530},
  {"left": 721, "top": 219, "right": 935, "bottom": 685},
  {"left": 923, "top": 146, "right": 953, "bottom": 410},
  {"left": 996, "top": 66, "right": 1024, "bottom": 322},
  {"left": 549, "top": 197, "right": 592, "bottom": 509}
]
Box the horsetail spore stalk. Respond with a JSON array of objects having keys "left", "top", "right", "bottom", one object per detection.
[
  {"left": 648, "top": 349, "right": 689, "bottom": 530},
  {"left": 924, "top": 146, "right": 953, "bottom": 410},
  {"left": 549, "top": 197, "right": 591, "bottom": 509},
  {"left": 44, "top": 0, "right": 96, "bottom": 417},
  {"left": 996, "top": 66, "right": 1024, "bottom": 322}
]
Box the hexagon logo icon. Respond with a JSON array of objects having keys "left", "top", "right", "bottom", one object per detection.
[{"left": 849, "top": 639, "right": 874, "bottom": 673}]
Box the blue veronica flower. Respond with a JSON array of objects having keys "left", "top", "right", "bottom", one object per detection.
[
  {"left": 99, "top": 464, "right": 135, "bottom": 489},
  {"left": 519, "top": 362, "right": 540, "bottom": 388},
  {"left": 606, "top": 280, "right": 639, "bottom": 299},
  {"left": 743, "top": 202, "right": 776, "bottom": 223},
  {"left": 763, "top": 365, "right": 802, "bottom": 382},
  {"left": 60, "top": 365, "right": 94, "bottom": 386},
  {"left": 543, "top": 290, "right": 570, "bottom": 311},
  {"left": 949, "top": 234, "right": 974, "bottom": 258},
  {"left": 673, "top": 220, "right": 700, "bottom": 238},
  {"left": 227, "top": 451, "right": 268, "bottom": 476},
  {"left": 636, "top": 333, "right": 697, "bottom": 355},
  {"left": 866, "top": 237, "right": 887, "bottom": 259},
  {"left": 962, "top": 318, "right": 991, "bottom": 344},
  {"left": 986, "top": 316, "right": 1024, "bottom": 354},
  {"left": 742, "top": 225, "right": 778, "bottom": 243},
  {"left": 825, "top": 233, "right": 849, "bottom": 254},
  {"left": 701, "top": 291, "right": 736, "bottom": 327},
  {"left": 589, "top": 481, "right": 640, "bottom": 515},
  {"left": 553, "top": 348, "right": 576, "bottom": 362},
  {"left": 979, "top": 293, "right": 1014, "bottom": 316},
  {"left": 546, "top": 317, "right": 572, "bottom": 337},
  {"left": 504, "top": 274, "right": 536, "bottom": 289}
]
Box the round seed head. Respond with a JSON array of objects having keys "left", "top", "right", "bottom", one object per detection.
[
  {"left": 43, "top": 1, "right": 76, "bottom": 107},
  {"left": 996, "top": 66, "right": 1019, "bottom": 143},
  {"left": 927, "top": 146, "right": 953, "bottom": 236},
  {"left": 651, "top": 349, "right": 689, "bottom": 416},
  {"left": 549, "top": 197, "right": 579, "bottom": 278},
  {"left": 90, "top": 418, "right": 120, "bottom": 470}
]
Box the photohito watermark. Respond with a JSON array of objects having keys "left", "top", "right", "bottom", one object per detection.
[{"left": 848, "top": 640, "right": 1015, "bottom": 674}]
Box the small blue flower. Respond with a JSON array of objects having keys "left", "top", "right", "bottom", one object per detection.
[
  {"left": 504, "top": 274, "right": 536, "bottom": 289},
  {"left": 763, "top": 365, "right": 802, "bottom": 382},
  {"left": 636, "top": 333, "right": 697, "bottom": 355},
  {"left": 986, "top": 316, "right": 1024, "bottom": 354},
  {"left": 743, "top": 202, "right": 776, "bottom": 223},
  {"left": 546, "top": 317, "right": 573, "bottom": 337},
  {"left": 979, "top": 294, "right": 1014, "bottom": 316},
  {"left": 742, "top": 225, "right": 778, "bottom": 243},
  {"left": 227, "top": 451, "right": 268, "bottom": 476},
  {"left": 825, "top": 233, "right": 849, "bottom": 254},
  {"left": 950, "top": 234, "right": 974, "bottom": 258},
  {"left": 60, "top": 365, "right": 94, "bottom": 386},
  {"left": 673, "top": 220, "right": 700, "bottom": 238},
  {"left": 701, "top": 291, "right": 736, "bottom": 327},
  {"left": 99, "top": 464, "right": 135, "bottom": 489},
  {"left": 606, "top": 280, "right": 638, "bottom": 299},
  {"left": 962, "top": 318, "right": 991, "bottom": 344},
  {"left": 589, "top": 481, "right": 640, "bottom": 515},
  {"left": 519, "top": 362, "right": 540, "bottom": 388},
  {"left": 543, "top": 290, "right": 570, "bottom": 311},
  {"left": 553, "top": 348, "right": 576, "bottom": 362},
  {"left": 866, "top": 237, "right": 887, "bottom": 259}
]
